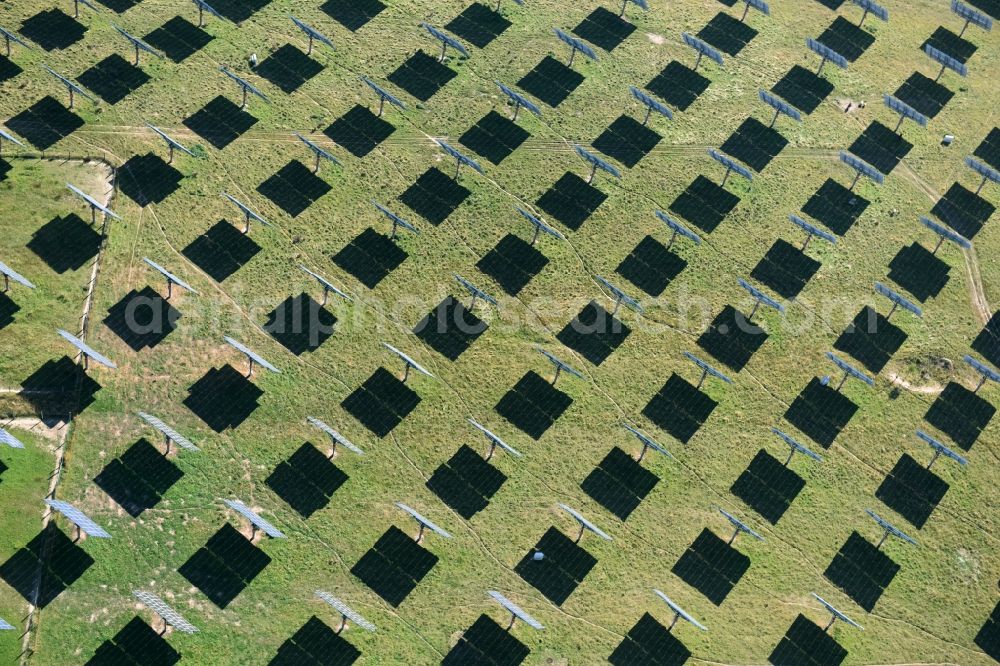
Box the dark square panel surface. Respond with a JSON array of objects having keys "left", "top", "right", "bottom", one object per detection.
[
  {"left": 824, "top": 531, "right": 899, "bottom": 611},
  {"left": 557, "top": 301, "right": 631, "bottom": 366},
  {"left": 332, "top": 227, "right": 407, "bottom": 289},
  {"left": 616, "top": 235, "right": 687, "bottom": 297},
  {"left": 750, "top": 239, "right": 820, "bottom": 299},
  {"left": 182, "top": 220, "right": 261, "bottom": 282},
  {"left": 646, "top": 61, "right": 710, "bottom": 111},
  {"left": 77, "top": 54, "right": 150, "bottom": 105},
  {"left": 256, "top": 44, "right": 323, "bottom": 93},
  {"left": 399, "top": 167, "right": 471, "bottom": 225},
  {"left": 967, "top": 0, "right": 1000, "bottom": 18},
  {"left": 517, "top": 56, "right": 584, "bottom": 108},
  {"left": 387, "top": 51, "right": 457, "bottom": 102},
  {"left": 698, "top": 12, "right": 758, "bottom": 56},
  {"left": 771, "top": 65, "right": 833, "bottom": 115},
  {"left": 784, "top": 377, "right": 858, "bottom": 448},
  {"left": 264, "top": 293, "right": 336, "bottom": 355},
  {"left": 887, "top": 243, "right": 950, "bottom": 303},
  {"left": 118, "top": 153, "right": 183, "bottom": 206},
  {"left": 321, "top": 0, "right": 386, "bottom": 30},
  {"left": 801, "top": 179, "right": 870, "bottom": 236},
  {"left": 592, "top": 115, "right": 661, "bottom": 168},
  {"left": 20, "top": 9, "right": 86, "bottom": 51},
  {"left": 446, "top": 3, "right": 512, "bottom": 48},
  {"left": 183, "top": 95, "right": 258, "bottom": 149},
  {"left": 923, "top": 382, "right": 995, "bottom": 451},
  {"left": 669, "top": 175, "right": 740, "bottom": 233},
  {"left": 413, "top": 296, "right": 487, "bottom": 361},
  {"left": 476, "top": 234, "right": 548, "bottom": 296},
  {"left": 573, "top": 6, "right": 636, "bottom": 51},
  {"left": 324, "top": 104, "right": 396, "bottom": 158},
  {"left": 28, "top": 214, "right": 103, "bottom": 274},
  {"left": 183, "top": 364, "right": 263, "bottom": 432},
  {"left": 536, "top": 172, "right": 608, "bottom": 231},
  {"left": 642, "top": 373, "right": 717, "bottom": 444},
  {"left": 495, "top": 370, "right": 572, "bottom": 439},
  {"left": 6, "top": 96, "right": 84, "bottom": 150},
  {"left": 144, "top": 16, "right": 213, "bottom": 63}
]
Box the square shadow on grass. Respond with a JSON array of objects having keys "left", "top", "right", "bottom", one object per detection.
[
  {"left": 816, "top": 16, "right": 875, "bottom": 63},
  {"left": 847, "top": 121, "right": 912, "bottom": 176},
  {"left": 771, "top": 65, "right": 833, "bottom": 115},
  {"left": 183, "top": 95, "right": 258, "bottom": 150},
  {"left": 973, "top": 126, "right": 1000, "bottom": 171},
  {"left": 801, "top": 179, "right": 869, "bottom": 236},
  {"left": 924, "top": 381, "right": 995, "bottom": 451},
  {"left": 341, "top": 367, "right": 420, "bottom": 438},
  {"left": 894, "top": 71, "right": 954, "bottom": 121},
  {"left": 669, "top": 175, "right": 739, "bottom": 234},
  {"left": 93, "top": 437, "right": 183, "bottom": 517},
  {"left": 517, "top": 56, "right": 584, "bottom": 108},
  {"left": 769, "top": 614, "right": 848, "bottom": 666},
  {"left": 351, "top": 526, "right": 438, "bottom": 606},
  {"left": 459, "top": 110, "right": 530, "bottom": 165},
  {"left": 178, "top": 523, "right": 270, "bottom": 609},
  {"left": 20, "top": 9, "right": 86, "bottom": 51},
  {"left": 387, "top": 51, "right": 456, "bottom": 102},
  {"left": 272, "top": 616, "right": 360, "bottom": 666},
  {"left": 972, "top": 310, "right": 1000, "bottom": 371},
  {"left": 446, "top": 3, "right": 512, "bottom": 48},
  {"left": 324, "top": 104, "right": 395, "bottom": 158},
  {"left": 118, "top": 153, "right": 183, "bottom": 206},
  {"left": 28, "top": 213, "right": 103, "bottom": 274},
  {"left": 20, "top": 356, "right": 102, "bottom": 417},
  {"left": 592, "top": 115, "right": 661, "bottom": 168},
  {"left": 975, "top": 601, "right": 1000, "bottom": 662},
  {"left": 720, "top": 117, "right": 788, "bottom": 172},
  {"left": 77, "top": 54, "right": 150, "bottom": 105},
  {"left": 875, "top": 453, "right": 948, "bottom": 529},
  {"left": 206, "top": 0, "right": 270, "bottom": 23},
  {"left": 413, "top": 295, "right": 487, "bottom": 361},
  {"left": 824, "top": 531, "right": 899, "bottom": 612},
  {"left": 184, "top": 364, "right": 263, "bottom": 432},
  {"left": 6, "top": 96, "right": 84, "bottom": 150},
  {"left": 833, "top": 306, "right": 907, "bottom": 373},
  {"left": 263, "top": 293, "right": 337, "bottom": 355},
  {"left": 444, "top": 614, "right": 529, "bottom": 666},
  {"left": 256, "top": 44, "right": 323, "bottom": 93},
  {"left": 581, "top": 447, "right": 658, "bottom": 520},
  {"left": 750, "top": 239, "right": 820, "bottom": 299},
  {"left": 0, "top": 523, "right": 94, "bottom": 608},
  {"left": 730, "top": 449, "right": 805, "bottom": 525},
  {"left": 182, "top": 220, "right": 260, "bottom": 283},
  {"left": 536, "top": 172, "right": 607, "bottom": 231},
  {"left": 257, "top": 160, "right": 331, "bottom": 217},
  {"left": 515, "top": 527, "right": 596, "bottom": 606},
  {"left": 931, "top": 183, "right": 995, "bottom": 240},
  {"left": 91, "top": 616, "right": 181, "bottom": 666},
  {"left": 784, "top": 377, "right": 858, "bottom": 448},
  {"left": 477, "top": 234, "right": 548, "bottom": 296},
  {"left": 556, "top": 300, "right": 630, "bottom": 366},
  {"left": 321, "top": 0, "right": 386, "bottom": 31},
  {"left": 697, "top": 304, "right": 768, "bottom": 372},
  {"left": 103, "top": 286, "right": 180, "bottom": 351},
  {"left": 0, "top": 56, "right": 23, "bottom": 83},
  {"left": 0, "top": 292, "right": 19, "bottom": 331},
  {"left": 144, "top": 16, "right": 213, "bottom": 63},
  {"left": 426, "top": 444, "right": 507, "bottom": 519},
  {"left": 332, "top": 228, "right": 407, "bottom": 289},
  {"left": 495, "top": 370, "right": 572, "bottom": 440},
  {"left": 646, "top": 61, "right": 710, "bottom": 112},
  {"left": 610, "top": 613, "right": 691, "bottom": 666},
  {"left": 399, "top": 167, "right": 471, "bottom": 225},
  {"left": 697, "top": 12, "right": 757, "bottom": 56},
  {"left": 616, "top": 235, "right": 687, "bottom": 297},
  {"left": 887, "top": 243, "right": 950, "bottom": 303},
  {"left": 266, "top": 442, "right": 348, "bottom": 518},
  {"left": 94, "top": 0, "right": 141, "bottom": 11},
  {"left": 643, "top": 373, "right": 717, "bottom": 444},
  {"left": 672, "top": 528, "right": 750, "bottom": 605},
  {"left": 923, "top": 27, "right": 977, "bottom": 64},
  {"left": 572, "top": 6, "right": 635, "bottom": 52}
]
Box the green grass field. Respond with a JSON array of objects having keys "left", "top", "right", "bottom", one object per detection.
[{"left": 0, "top": 0, "right": 998, "bottom": 663}]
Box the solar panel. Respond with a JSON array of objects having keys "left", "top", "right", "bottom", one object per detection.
[
  {"left": 883, "top": 94, "right": 929, "bottom": 129},
  {"left": 758, "top": 89, "right": 802, "bottom": 125},
  {"left": 965, "top": 156, "right": 1000, "bottom": 193},
  {"left": 554, "top": 28, "right": 599, "bottom": 65},
  {"left": 315, "top": 590, "right": 377, "bottom": 632},
  {"left": 223, "top": 192, "right": 271, "bottom": 232},
  {"left": 0, "top": 427, "right": 26, "bottom": 449},
  {"left": 826, "top": 351, "right": 874, "bottom": 387},
  {"left": 576, "top": 144, "right": 621, "bottom": 182},
  {"left": 916, "top": 430, "right": 969, "bottom": 466},
  {"left": 220, "top": 66, "right": 271, "bottom": 107},
  {"left": 299, "top": 265, "right": 351, "bottom": 305},
  {"left": 468, "top": 418, "right": 522, "bottom": 458},
  {"left": 113, "top": 25, "right": 164, "bottom": 65},
  {"left": 789, "top": 214, "right": 837, "bottom": 248},
  {"left": 143, "top": 257, "right": 197, "bottom": 296},
  {"left": 840, "top": 150, "right": 885, "bottom": 186},
  {"left": 291, "top": 16, "right": 335, "bottom": 54},
  {"left": 518, "top": 207, "right": 564, "bottom": 244},
  {"left": 853, "top": 0, "right": 889, "bottom": 23},
  {"left": 44, "top": 65, "right": 97, "bottom": 108},
  {"left": 224, "top": 499, "right": 287, "bottom": 538},
  {"left": 137, "top": 411, "right": 200, "bottom": 452},
  {"left": 372, "top": 200, "right": 419, "bottom": 238},
  {"left": 396, "top": 502, "right": 452, "bottom": 538},
  {"left": 0, "top": 128, "right": 25, "bottom": 155},
  {"left": 146, "top": 124, "right": 195, "bottom": 161},
  {"left": 709, "top": 148, "right": 753, "bottom": 183},
  {"left": 965, "top": 354, "right": 1000, "bottom": 388},
  {"left": 866, "top": 509, "right": 918, "bottom": 547},
  {"left": 192, "top": 0, "right": 224, "bottom": 26},
  {"left": 623, "top": 423, "right": 673, "bottom": 460},
  {"left": 596, "top": 275, "right": 643, "bottom": 314},
  {"left": 307, "top": 416, "right": 364, "bottom": 455},
  {"left": 683, "top": 351, "right": 733, "bottom": 386},
  {"left": 806, "top": 38, "right": 849, "bottom": 72},
  {"left": 811, "top": 592, "right": 863, "bottom": 630},
  {"left": 224, "top": 336, "right": 281, "bottom": 374},
  {"left": 655, "top": 210, "right": 701, "bottom": 248},
  {"left": 423, "top": 23, "right": 469, "bottom": 60},
  {"left": 682, "top": 32, "right": 724, "bottom": 68},
  {"left": 497, "top": 81, "right": 542, "bottom": 119},
  {"left": 487, "top": 590, "right": 545, "bottom": 631},
  {"left": 924, "top": 44, "right": 968, "bottom": 78},
  {"left": 0, "top": 26, "right": 29, "bottom": 56},
  {"left": 630, "top": 86, "right": 673, "bottom": 123},
  {"left": 719, "top": 507, "right": 765, "bottom": 541},
  {"left": 559, "top": 503, "right": 612, "bottom": 541},
  {"left": 921, "top": 216, "right": 971, "bottom": 250},
  {"left": 738, "top": 278, "right": 784, "bottom": 314},
  {"left": 771, "top": 427, "right": 823, "bottom": 463},
  {"left": 133, "top": 590, "right": 199, "bottom": 634},
  {"left": 455, "top": 275, "right": 498, "bottom": 307},
  {"left": 0, "top": 618, "right": 13, "bottom": 630},
  {"left": 45, "top": 499, "right": 111, "bottom": 538},
  {"left": 68, "top": 183, "right": 121, "bottom": 221},
  {"left": 361, "top": 76, "right": 406, "bottom": 116},
  {"left": 437, "top": 139, "right": 484, "bottom": 177},
  {"left": 295, "top": 133, "right": 341, "bottom": 173},
  {"left": 875, "top": 282, "right": 922, "bottom": 318},
  {"left": 952, "top": 0, "right": 993, "bottom": 32},
  {"left": 653, "top": 590, "right": 708, "bottom": 631},
  {"left": 0, "top": 260, "right": 35, "bottom": 290},
  {"left": 539, "top": 348, "right": 584, "bottom": 382},
  {"left": 383, "top": 342, "right": 434, "bottom": 379},
  {"left": 58, "top": 329, "right": 117, "bottom": 369}
]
